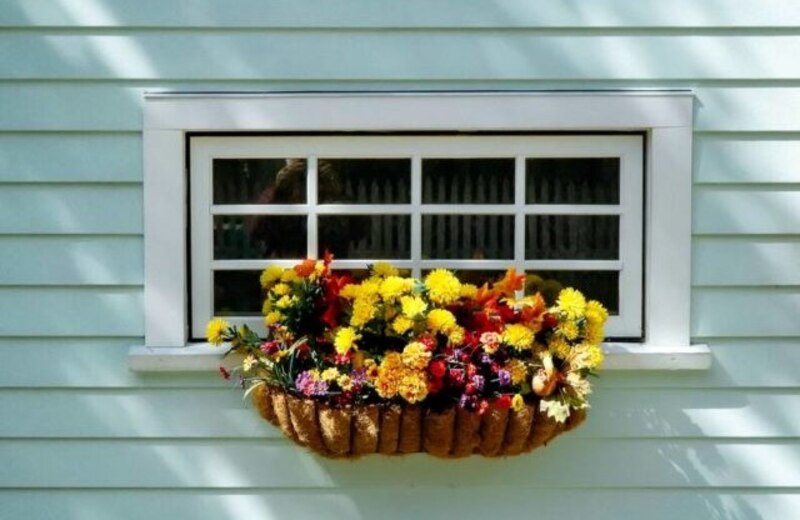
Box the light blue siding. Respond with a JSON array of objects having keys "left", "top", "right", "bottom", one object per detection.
[{"left": 0, "top": 1, "right": 798, "bottom": 518}]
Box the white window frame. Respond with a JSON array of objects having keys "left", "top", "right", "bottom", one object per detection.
[
  {"left": 190, "top": 135, "right": 643, "bottom": 339},
  {"left": 131, "top": 92, "right": 710, "bottom": 371}
]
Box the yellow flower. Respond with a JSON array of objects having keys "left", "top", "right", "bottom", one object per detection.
[
  {"left": 242, "top": 355, "right": 257, "bottom": 372},
  {"left": 260, "top": 265, "right": 284, "bottom": 288},
  {"left": 379, "top": 276, "right": 412, "bottom": 301},
  {"left": 401, "top": 342, "right": 432, "bottom": 370},
  {"left": 424, "top": 269, "right": 462, "bottom": 306},
  {"left": 559, "top": 320, "right": 580, "bottom": 341},
  {"left": 448, "top": 326, "right": 466, "bottom": 346},
  {"left": 206, "top": 318, "right": 229, "bottom": 346},
  {"left": 548, "top": 336, "right": 571, "bottom": 359},
  {"left": 321, "top": 367, "right": 340, "bottom": 382},
  {"left": 427, "top": 308, "right": 457, "bottom": 334},
  {"left": 350, "top": 297, "right": 377, "bottom": 328},
  {"left": 280, "top": 269, "right": 299, "bottom": 283},
  {"left": 459, "top": 283, "right": 478, "bottom": 299},
  {"left": 364, "top": 359, "right": 379, "bottom": 381},
  {"left": 391, "top": 316, "right": 414, "bottom": 335},
  {"left": 584, "top": 323, "right": 605, "bottom": 345},
  {"left": 337, "top": 374, "right": 354, "bottom": 391},
  {"left": 261, "top": 299, "right": 272, "bottom": 315},
  {"left": 556, "top": 288, "right": 587, "bottom": 320},
  {"left": 371, "top": 261, "right": 399, "bottom": 278},
  {"left": 503, "top": 323, "right": 535, "bottom": 350},
  {"left": 271, "top": 283, "right": 291, "bottom": 296},
  {"left": 400, "top": 295, "right": 428, "bottom": 319},
  {"left": 382, "top": 351, "right": 404, "bottom": 370},
  {"left": 585, "top": 300, "right": 609, "bottom": 326},
  {"left": 505, "top": 359, "right": 528, "bottom": 385},
  {"left": 511, "top": 394, "right": 525, "bottom": 412},
  {"left": 480, "top": 331, "right": 502, "bottom": 354},
  {"left": 583, "top": 344, "right": 604, "bottom": 370},
  {"left": 358, "top": 278, "right": 381, "bottom": 299},
  {"left": 339, "top": 283, "right": 360, "bottom": 299},
  {"left": 333, "top": 327, "right": 360, "bottom": 355},
  {"left": 398, "top": 370, "right": 429, "bottom": 404},
  {"left": 264, "top": 311, "right": 283, "bottom": 326},
  {"left": 275, "top": 295, "right": 294, "bottom": 309}
]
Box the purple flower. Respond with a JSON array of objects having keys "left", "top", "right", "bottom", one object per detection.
[
  {"left": 480, "top": 353, "right": 492, "bottom": 365},
  {"left": 295, "top": 371, "right": 329, "bottom": 397},
  {"left": 497, "top": 369, "right": 511, "bottom": 387},
  {"left": 471, "top": 374, "right": 485, "bottom": 392}
]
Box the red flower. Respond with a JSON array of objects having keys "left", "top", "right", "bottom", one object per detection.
[
  {"left": 294, "top": 259, "right": 317, "bottom": 277},
  {"left": 448, "top": 368, "right": 465, "bottom": 386},
  {"left": 218, "top": 366, "right": 231, "bottom": 380},
  {"left": 419, "top": 335, "right": 437, "bottom": 351},
  {"left": 429, "top": 360, "right": 447, "bottom": 379},
  {"left": 542, "top": 312, "right": 558, "bottom": 330},
  {"left": 427, "top": 379, "right": 444, "bottom": 394},
  {"left": 495, "top": 395, "right": 512, "bottom": 409}
]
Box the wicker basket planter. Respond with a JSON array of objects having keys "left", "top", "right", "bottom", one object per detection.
[{"left": 252, "top": 385, "right": 586, "bottom": 458}]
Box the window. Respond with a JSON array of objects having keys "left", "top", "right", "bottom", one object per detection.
[
  {"left": 189, "top": 135, "right": 643, "bottom": 340},
  {"left": 135, "top": 92, "right": 709, "bottom": 371}
]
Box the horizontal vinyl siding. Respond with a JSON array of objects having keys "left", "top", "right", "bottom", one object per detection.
[{"left": 0, "top": 4, "right": 798, "bottom": 519}]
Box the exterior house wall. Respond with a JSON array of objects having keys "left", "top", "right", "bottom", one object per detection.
[{"left": 1, "top": 1, "right": 799, "bottom": 518}]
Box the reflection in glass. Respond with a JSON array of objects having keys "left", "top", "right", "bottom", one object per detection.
[
  {"left": 526, "top": 215, "right": 618, "bottom": 260},
  {"left": 213, "top": 159, "right": 306, "bottom": 204},
  {"left": 526, "top": 158, "right": 620, "bottom": 204},
  {"left": 318, "top": 159, "right": 410, "bottom": 204},
  {"left": 423, "top": 159, "right": 514, "bottom": 204},
  {"left": 423, "top": 215, "right": 513, "bottom": 259},
  {"left": 214, "top": 270, "right": 263, "bottom": 315},
  {"left": 214, "top": 215, "right": 306, "bottom": 259},
  {"left": 319, "top": 215, "right": 410, "bottom": 259}
]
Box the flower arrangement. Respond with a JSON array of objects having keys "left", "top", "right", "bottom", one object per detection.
[{"left": 208, "top": 253, "right": 607, "bottom": 458}]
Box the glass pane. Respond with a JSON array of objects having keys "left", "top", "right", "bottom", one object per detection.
[
  {"left": 213, "top": 159, "right": 306, "bottom": 204},
  {"left": 526, "top": 158, "right": 619, "bottom": 204},
  {"left": 213, "top": 215, "right": 307, "bottom": 259},
  {"left": 319, "top": 215, "right": 410, "bottom": 259},
  {"left": 526, "top": 215, "right": 619, "bottom": 260},
  {"left": 422, "top": 269, "right": 505, "bottom": 288},
  {"left": 422, "top": 159, "right": 514, "bottom": 204},
  {"left": 526, "top": 271, "right": 619, "bottom": 314},
  {"left": 214, "top": 270, "right": 263, "bottom": 316},
  {"left": 423, "top": 214, "right": 514, "bottom": 259},
  {"left": 318, "top": 159, "right": 411, "bottom": 204}
]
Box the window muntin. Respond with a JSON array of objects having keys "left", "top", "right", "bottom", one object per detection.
[{"left": 190, "top": 135, "right": 643, "bottom": 340}]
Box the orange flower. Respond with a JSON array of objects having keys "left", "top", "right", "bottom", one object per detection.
[
  {"left": 294, "top": 259, "right": 317, "bottom": 277},
  {"left": 493, "top": 268, "right": 525, "bottom": 297}
]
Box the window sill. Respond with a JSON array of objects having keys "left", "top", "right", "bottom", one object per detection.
[{"left": 128, "top": 342, "right": 711, "bottom": 372}]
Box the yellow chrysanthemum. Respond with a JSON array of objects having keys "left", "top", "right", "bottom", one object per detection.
[
  {"left": 350, "top": 297, "right": 377, "bottom": 327},
  {"left": 339, "top": 283, "right": 360, "bottom": 299},
  {"left": 424, "top": 269, "right": 462, "bottom": 306},
  {"left": 548, "top": 336, "right": 572, "bottom": 359},
  {"left": 279, "top": 269, "right": 299, "bottom": 283},
  {"left": 400, "top": 295, "right": 428, "bottom": 319},
  {"left": 352, "top": 351, "right": 365, "bottom": 369},
  {"left": 511, "top": 393, "right": 525, "bottom": 412},
  {"left": 427, "top": 308, "right": 457, "bottom": 334},
  {"left": 358, "top": 279, "right": 381, "bottom": 299},
  {"left": 585, "top": 300, "right": 609, "bottom": 326},
  {"left": 558, "top": 320, "right": 580, "bottom": 341},
  {"left": 503, "top": 323, "right": 535, "bottom": 350},
  {"left": 584, "top": 323, "right": 605, "bottom": 345},
  {"left": 459, "top": 283, "right": 478, "bottom": 299},
  {"left": 264, "top": 311, "right": 283, "bottom": 326},
  {"left": 337, "top": 374, "right": 354, "bottom": 391},
  {"left": 401, "top": 342, "right": 432, "bottom": 370},
  {"left": 371, "top": 261, "right": 399, "bottom": 278},
  {"left": 333, "top": 327, "right": 360, "bottom": 355},
  {"left": 448, "top": 326, "right": 466, "bottom": 346},
  {"left": 271, "top": 283, "right": 291, "bottom": 296},
  {"left": 505, "top": 359, "right": 528, "bottom": 385},
  {"left": 364, "top": 359, "right": 379, "bottom": 381},
  {"left": 391, "top": 316, "right": 414, "bottom": 335},
  {"left": 379, "top": 276, "right": 412, "bottom": 301},
  {"left": 556, "top": 288, "right": 587, "bottom": 320},
  {"left": 206, "top": 318, "right": 229, "bottom": 346},
  {"left": 321, "top": 367, "right": 340, "bottom": 381},
  {"left": 382, "top": 351, "right": 404, "bottom": 370},
  {"left": 398, "top": 371, "right": 429, "bottom": 404},
  {"left": 260, "top": 265, "right": 284, "bottom": 288},
  {"left": 261, "top": 299, "right": 272, "bottom": 315},
  {"left": 275, "top": 295, "right": 295, "bottom": 309},
  {"left": 584, "top": 344, "right": 604, "bottom": 370}
]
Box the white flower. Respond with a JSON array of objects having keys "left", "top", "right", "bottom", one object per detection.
[{"left": 540, "top": 398, "right": 571, "bottom": 423}]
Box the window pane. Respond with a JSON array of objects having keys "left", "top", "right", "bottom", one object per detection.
[
  {"left": 423, "top": 269, "right": 505, "bottom": 288},
  {"left": 319, "top": 215, "right": 410, "bottom": 259},
  {"left": 214, "top": 270, "right": 262, "bottom": 316},
  {"left": 318, "top": 159, "right": 410, "bottom": 204},
  {"left": 213, "top": 159, "right": 306, "bottom": 204},
  {"left": 213, "top": 215, "right": 307, "bottom": 259},
  {"left": 423, "top": 214, "right": 514, "bottom": 259},
  {"left": 422, "top": 159, "right": 514, "bottom": 204},
  {"left": 526, "top": 215, "right": 619, "bottom": 260},
  {"left": 526, "top": 271, "right": 619, "bottom": 314},
  {"left": 526, "top": 158, "right": 619, "bottom": 204}
]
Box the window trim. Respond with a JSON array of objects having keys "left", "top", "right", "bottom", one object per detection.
[{"left": 132, "top": 91, "right": 710, "bottom": 371}]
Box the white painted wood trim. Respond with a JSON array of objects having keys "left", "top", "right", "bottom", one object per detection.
[{"left": 129, "top": 343, "right": 711, "bottom": 372}]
